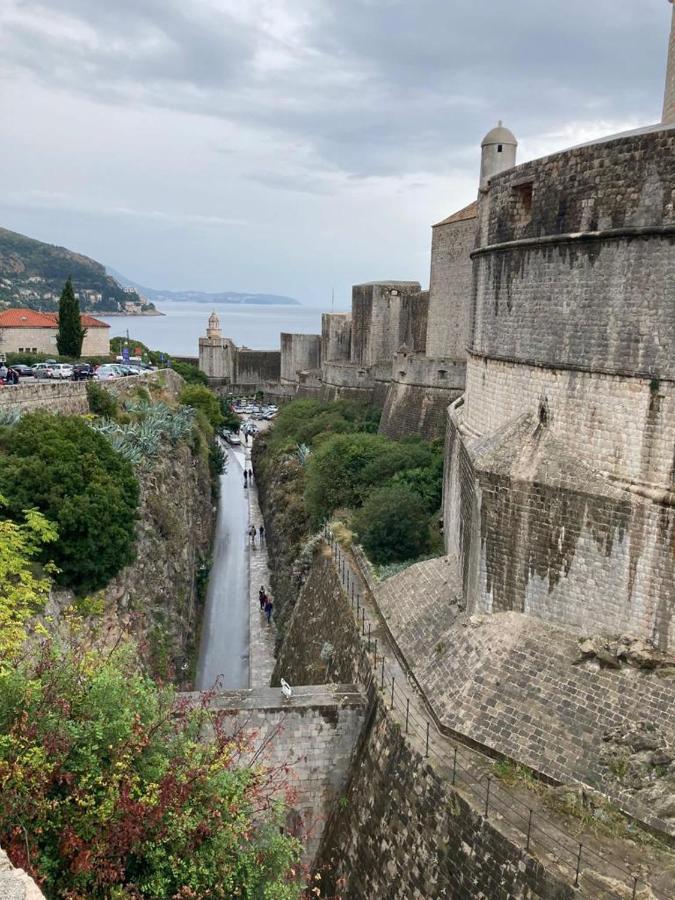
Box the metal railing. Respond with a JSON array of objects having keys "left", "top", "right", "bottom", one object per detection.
[{"left": 323, "top": 527, "right": 649, "bottom": 900}]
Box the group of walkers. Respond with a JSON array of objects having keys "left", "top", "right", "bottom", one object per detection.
[
  {"left": 248, "top": 523, "right": 265, "bottom": 547},
  {"left": 243, "top": 468, "right": 254, "bottom": 488},
  {"left": 258, "top": 586, "right": 274, "bottom": 624},
  {"left": 0, "top": 364, "right": 20, "bottom": 385}
]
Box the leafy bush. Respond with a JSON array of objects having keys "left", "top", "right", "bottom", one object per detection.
[
  {"left": 179, "top": 384, "right": 224, "bottom": 429},
  {"left": 303, "top": 432, "right": 391, "bottom": 524},
  {"left": 172, "top": 359, "right": 208, "bottom": 385},
  {"left": 0, "top": 413, "right": 139, "bottom": 593},
  {"left": 0, "top": 638, "right": 303, "bottom": 898},
  {"left": 86, "top": 380, "right": 119, "bottom": 418},
  {"left": 0, "top": 497, "right": 57, "bottom": 663},
  {"left": 353, "top": 484, "right": 431, "bottom": 564}
]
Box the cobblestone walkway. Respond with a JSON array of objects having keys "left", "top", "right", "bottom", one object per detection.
[{"left": 243, "top": 441, "right": 276, "bottom": 689}]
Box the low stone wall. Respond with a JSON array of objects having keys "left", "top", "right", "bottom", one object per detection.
[
  {"left": 0, "top": 369, "right": 184, "bottom": 415},
  {"left": 191, "top": 684, "right": 367, "bottom": 863}
]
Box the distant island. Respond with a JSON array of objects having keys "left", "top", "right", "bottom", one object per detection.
[
  {"left": 110, "top": 270, "right": 301, "bottom": 307},
  {"left": 0, "top": 227, "right": 159, "bottom": 316}
]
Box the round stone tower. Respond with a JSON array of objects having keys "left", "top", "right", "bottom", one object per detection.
[
  {"left": 206, "top": 310, "right": 221, "bottom": 339},
  {"left": 479, "top": 121, "right": 517, "bottom": 190}
]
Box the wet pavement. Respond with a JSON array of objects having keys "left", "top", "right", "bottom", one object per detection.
[{"left": 195, "top": 442, "right": 250, "bottom": 690}]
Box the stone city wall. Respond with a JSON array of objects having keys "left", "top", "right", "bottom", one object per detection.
[
  {"left": 350, "top": 282, "right": 424, "bottom": 367},
  {"left": 463, "top": 355, "right": 675, "bottom": 491},
  {"left": 280, "top": 332, "right": 321, "bottom": 382},
  {"left": 375, "top": 554, "right": 675, "bottom": 833},
  {"left": 426, "top": 213, "right": 477, "bottom": 359},
  {"left": 0, "top": 369, "right": 184, "bottom": 415},
  {"left": 321, "top": 312, "right": 351, "bottom": 363},
  {"left": 378, "top": 352, "right": 465, "bottom": 440},
  {"left": 486, "top": 126, "right": 675, "bottom": 245},
  {"left": 471, "top": 231, "right": 674, "bottom": 378},
  {"left": 444, "top": 406, "right": 675, "bottom": 651},
  {"left": 236, "top": 349, "right": 281, "bottom": 384},
  {"left": 190, "top": 684, "right": 367, "bottom": 864},
  {"left": 276, "top": 551, "right": 577, "bottom": 899}
]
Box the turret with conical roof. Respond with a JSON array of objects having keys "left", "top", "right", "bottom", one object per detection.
[{"left": 479, "top": 120, "right": 517, "bottom": 190}]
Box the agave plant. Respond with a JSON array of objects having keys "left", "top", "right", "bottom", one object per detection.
[
  {"left": 296, "top": 443, "right": 311, "bottom": 466},
  {"left": 0, "top": 408, "right": 22, "bottom": 426},
  {"left": 90, "top": 400, "right": 198, "bottom": 467}
]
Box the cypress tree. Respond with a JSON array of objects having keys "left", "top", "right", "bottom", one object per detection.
[{"left": 56, "top": 277, "right": 86, "bottom": 358}]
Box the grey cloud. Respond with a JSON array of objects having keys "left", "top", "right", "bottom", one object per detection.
[{"left": 1, "top": 0, "right": 668, "bottom": 180}]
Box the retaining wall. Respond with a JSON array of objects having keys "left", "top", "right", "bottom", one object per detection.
[
  {"left": 0, "top": 369, "right": 184, "bottom": 415},
  {"left": 191, "top": 684, "right": 367, "bottom": 864}
]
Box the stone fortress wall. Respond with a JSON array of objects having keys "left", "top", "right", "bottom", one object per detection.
[
  {"left": 280, "top": 332, "right": 321, "bottom": 383},
  {"left": 444, "top": 123, "right": 675, "bottom": 651}
]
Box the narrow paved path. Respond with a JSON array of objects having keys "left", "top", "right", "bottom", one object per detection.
[{"left": 195, "top": 443, "right": 250, "bottom": 690}]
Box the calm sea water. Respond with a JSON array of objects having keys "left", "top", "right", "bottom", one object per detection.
[{"left": 101, "top": 300, "right": 328, "bottom": 357}]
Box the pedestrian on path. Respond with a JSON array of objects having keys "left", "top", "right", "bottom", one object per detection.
[
  {"left": 248, "top": 524, "right": 256, "bottom": 547},
  {"left": 258, "top": 586, "right": 267, "bottom": 610},
  {"left": 259, "top": 524, "right": 265, "bottom": 544},
  {"left": 244, "top": 471, "right": 248, "bottom": 489},
  {"left": 248, "top": 468, "right": 253, "bottom": 482},
  {"left": 264, "top": 596, "right": 274, "bottom": 625}
]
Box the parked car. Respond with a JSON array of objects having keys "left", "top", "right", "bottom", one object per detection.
[
  {"left": 72, "top": 364, "right": 95, "bottom": 381},
  {"left": 32, "top": 363, "right": 55, "bottom": 379},
  {"left": 222, "top": 430, "right": 242, "bottom": 446},
  {"left": 95, "top": 364, "right": 121, "bottom": 381},
  {"left": 49, "top": 363, "right": 74, "bottom": 380},
  {"left": 11, "top": 364, "right": 34, "bottom": 378}
]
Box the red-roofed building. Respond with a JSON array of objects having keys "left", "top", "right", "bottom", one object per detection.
[{"left": 0, "top": 308, "right": 110, "bottom": 357}]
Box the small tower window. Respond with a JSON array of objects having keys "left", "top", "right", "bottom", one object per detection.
[{"left": 497, "top": 144, "right": 503, "bottom": 153}]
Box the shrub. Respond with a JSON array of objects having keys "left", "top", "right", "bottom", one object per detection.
[
  {"left": 86, "top": 380, "right": 119, "bottom": 418},
  {"left": 179, "top": 384, "right": 224, "bottom": 429},
  {"left": 0, "top": 413, "right": 139, "bottom": 593},
  {"left": 172, "top": 359, "right": 208, "bottom": 385},
  {"left": 353, "top": 484, "right": 431, "bottom": 564},
  {"left": 303, "top": 432, "right": 397, "bottom": 524},
  {"left": 0, "top": 638, "right": 303, "bottom": 898},
  {"left": 0, "top": 497, "right": 57, "bottom": 663}
]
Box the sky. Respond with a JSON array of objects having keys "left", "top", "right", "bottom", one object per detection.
[{"left": 0, "top": 0, "right": 671, "bottom": 308}]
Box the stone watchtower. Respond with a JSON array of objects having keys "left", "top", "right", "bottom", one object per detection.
[
  {"left": 664, "top": 0, "right": 675, "bottom": 124},
  {"left": 206, "top": 310, "right": 221, "bottom": 339},
  {"left": 479, "top": 121, "right": 517, "bottom": 190}
]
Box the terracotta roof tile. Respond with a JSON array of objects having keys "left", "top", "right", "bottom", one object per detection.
[
  {"left": 432, "top": 200, "right": 479, "bottom": 228},
  {"left": 0, "top": 308, "right": 109, "bottom": 329}
]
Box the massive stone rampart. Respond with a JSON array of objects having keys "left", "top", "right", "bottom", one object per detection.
[{"left": 443, "top": 126, "right": 675, "bottom": 651}]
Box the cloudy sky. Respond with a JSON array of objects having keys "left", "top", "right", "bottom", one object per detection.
[{"left": 0, "top": 0, "right": 670, "bottom": 307}]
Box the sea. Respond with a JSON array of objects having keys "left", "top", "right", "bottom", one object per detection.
[{"left": 100, "top": 300, "right": 329, "bottom": 357}]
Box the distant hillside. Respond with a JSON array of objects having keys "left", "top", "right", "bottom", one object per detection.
[
  {"left": 0, "top": 228, "right": 157, "bottom": 315},
  {"left": 111, "top": 270, "right": 301, "bottom": 307}
]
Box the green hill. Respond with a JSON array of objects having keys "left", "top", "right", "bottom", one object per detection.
[{"left": 0, "top": 227, "right": 156, "bottom": 315}]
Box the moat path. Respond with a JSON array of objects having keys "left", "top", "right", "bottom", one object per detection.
[{"left": 196, "top": 433, "right": 276, "bottom": 691}]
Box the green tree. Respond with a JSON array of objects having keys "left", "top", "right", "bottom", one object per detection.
[
  {"left": 179, "top": 384, "right": 224, "bottom": 429},
  {"left": 353, "top": 484, "right": 431, "bottom": 564},
  {"left": 0, "top": 638, "right": 303, "bottom": 898},
  {"left": 56, "top": 277, "right": 86, "bottom": 358},
  {"left": 0, "top": 413, "right": 139, "bottom": 593},
  {"left": 303, "top": 432, "right": 392, "bottom": 524},
  {"left": 0, "top": 497, "right": 58, "bottom": 663}
]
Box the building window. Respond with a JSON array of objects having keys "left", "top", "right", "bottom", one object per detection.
[
  {"left": 18, "top": 347, "right": 23, "bottom": 353},
  {"left": 497, "top": 144, "right": 503, "bottom": 152}
]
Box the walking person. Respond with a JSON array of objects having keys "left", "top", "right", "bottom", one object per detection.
[
  {"left": 243, "top": 471, "right": 248, "bottom": 489},
  {"left": 259, "top": 524, "right": 265, "bottom": 545},
  {"left": 264, "top": 595, "right": 274, "bottom": 625},
  {"left": 248, "top": 468, "right": 253, "bottom": 482},
  {"left": 258, "top": 586, "right": 267, "bottom": 610},
  {"left": 248, "top": 524, "right": 256, "bottom": 548}
]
